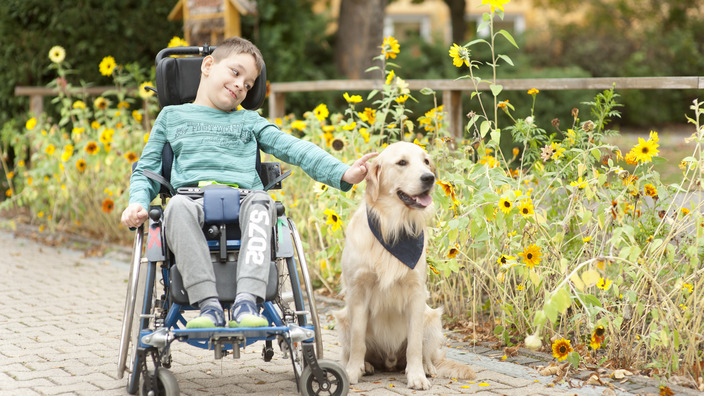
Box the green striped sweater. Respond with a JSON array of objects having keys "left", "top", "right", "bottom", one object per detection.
[{"left": 129, "top": 103, "right": 351, "bottom": 210}]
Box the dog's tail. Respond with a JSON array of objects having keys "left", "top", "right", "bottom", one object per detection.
[{"left": 434, "top": 355, "right": 476, "bottom": 380}]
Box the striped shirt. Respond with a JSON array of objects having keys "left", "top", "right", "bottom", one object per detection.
[{"left": 129, "top": 103, "right": 351, "bottom": 210}]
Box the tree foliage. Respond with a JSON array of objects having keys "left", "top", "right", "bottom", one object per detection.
[
  {"left": 0, "top": 0, "right": 181, "bottom": 124},
  {"left": 529, "top": 0, "right": 704, "bottom": 125}
]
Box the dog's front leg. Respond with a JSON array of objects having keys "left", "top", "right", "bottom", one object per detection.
[
  {"left": 405, "top": 295, "right": 431, "bottom": 390},
  {"left": 346, "top": 297, "right": 369, "bottom": 384}
]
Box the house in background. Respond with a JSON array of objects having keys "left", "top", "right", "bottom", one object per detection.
[
  {"left": 321, "top": 0, "right": 579, "bottom": 44},
  {"left": 168, "top": 0, "right": 257, "bottom": 45}
]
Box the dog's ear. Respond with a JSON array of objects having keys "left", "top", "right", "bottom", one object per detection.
[{"left": 366, "top": 160, "right": 381, "bottom": 202}]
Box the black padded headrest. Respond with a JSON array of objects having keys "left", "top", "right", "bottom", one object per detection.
[{"left": 154, "top": 45, "right": 267, "bottom": 110}]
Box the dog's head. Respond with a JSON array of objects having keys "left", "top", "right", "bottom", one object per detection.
[{"left": 365, "top": 141, "right": 436, "bottom": 211}]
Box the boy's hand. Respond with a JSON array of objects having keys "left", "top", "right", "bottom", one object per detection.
[
  {"left": 121, "top": 203, "right": 148, "bottom": 228},
  {"left": 342, "top": 152, "right": 378, "bottom": 185}
]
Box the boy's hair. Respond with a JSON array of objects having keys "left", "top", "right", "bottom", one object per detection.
[{"left": 212, "top": 37, "right": 264, "bottom": 76}]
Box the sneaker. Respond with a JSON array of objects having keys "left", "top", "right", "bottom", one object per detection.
[
  {"left": 186, "top": 305, "right": 226, "bottom": 328},
  {"left": 229, "top": 299, "right": 268, "bottom": 328}
]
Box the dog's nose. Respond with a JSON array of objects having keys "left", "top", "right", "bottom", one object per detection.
[{"left": 421, "top": 172, "right": 435, "bottom": 187}]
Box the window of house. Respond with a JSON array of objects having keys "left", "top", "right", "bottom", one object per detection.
[
  {"left": 384, "top": 14, "right": 431, "bottom": 42},
  {"left": 470, "top": 13, "right": 526, "bottom": 38}
]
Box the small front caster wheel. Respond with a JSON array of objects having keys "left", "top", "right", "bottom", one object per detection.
[
  {"left": 299, "top": 359, "right": 349, "bottom": 396},
  {"left": 141, "top": 368, "right": 180, "bottom": 396}
]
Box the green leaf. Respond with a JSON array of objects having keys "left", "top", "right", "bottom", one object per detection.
[
  {"left": 420, "top": 87, "right": 435, "bottom": 95},
  {"left": 532, "top": 311, "right": 547, "bottom": 329},
  {"left": 496, "top": 29, "right": 519, "bottom": 48},
  {"left": 490, "top": 129, "right": 501, "bottom": 145},
  {"left": 568, "top": 351, "right": 580, "bottom": 368},
  {"left": 490, "top": 83, "right": 503, "bottom": 97},
  {"left": 480, "top": 120, "right": 491, "bottom": 138},
  {"left": 367, "top": 90, "right": 379, "bottom": 100},
  {"left": 553, "top": 288, "right": 572, "bottom": 314},
  {"left": 544, "top": 300, "right": 558, "bottom": 323},
  {"left": 497, "top": 54, "right": 514, "bottom": 66}
]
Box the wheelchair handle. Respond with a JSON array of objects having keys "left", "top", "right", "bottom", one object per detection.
[{"left": 155, "top": 45, "right": 216, "bottom": 65}]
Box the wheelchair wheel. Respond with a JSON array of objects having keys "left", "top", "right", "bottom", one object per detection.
[
  {"left": 141, "top": 368, "right": 179, "bottom": 396},
  {"left": 299, "top": 360, "right": 349, "bottom": 396},
  {"left": 125, "top": 261, "right": 160, "bottom": 394}
]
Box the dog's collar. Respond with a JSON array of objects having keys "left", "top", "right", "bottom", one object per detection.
[{"left": 366, "top": 209, "right": 424, "bottom": 270}]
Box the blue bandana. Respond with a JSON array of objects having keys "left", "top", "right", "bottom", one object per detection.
[{"left": 367, "top": 210, "right": 424, "bottom": 270}]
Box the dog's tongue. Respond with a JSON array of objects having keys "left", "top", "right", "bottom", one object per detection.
[{"left": 413, "top": 193, "right": 433, "bottom": 207}]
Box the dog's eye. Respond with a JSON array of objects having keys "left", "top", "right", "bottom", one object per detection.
[
  {"left": 396, "top": 160, "right": 408, "bottom": 166},
  {"left": 424, "top": 159, "right": 430, "bottom": 165}
]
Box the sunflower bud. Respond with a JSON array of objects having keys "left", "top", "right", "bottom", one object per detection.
[{"left": 525, "top": 333, "right": 542, "bottom": 351}]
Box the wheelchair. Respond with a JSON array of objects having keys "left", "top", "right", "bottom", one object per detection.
[{"left": 116, "top": 44, "right": 349, "bottom": 396}]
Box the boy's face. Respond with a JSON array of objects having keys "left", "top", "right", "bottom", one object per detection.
[{"left": 197, "top": 52, "right": 258, "bottom": 112}]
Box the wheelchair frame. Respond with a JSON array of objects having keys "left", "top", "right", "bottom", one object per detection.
[{"left": 116, "top": 44, "right": 348, "bottom": 396}]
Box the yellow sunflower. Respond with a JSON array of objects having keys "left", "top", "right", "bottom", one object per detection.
[
  {"left": 496, "top": 254, "right": 516, "bottom": 266},
  {"left": 482, "top": 0, "right": 510, "bottom": 13},
  {"left": 343, "top": 92, "right": 362, "bottom": 103},
  {"left": 94, "top": 96, "right": 108, "bottom": 110},
  {"left": 519, "top": 200, "right": 534, "bottom": 217},
  {"left": 527, "top": 88, "right": 539, "bottom": 95},
  {"left": 45, "top": 144, "right": 56, "bottom": 156},
  {"left": 76, "top": 158, "right": 87, "bottom": 172},
  {"left": 291, "top": 120, "right": 306, "bottom": 131},
  {"left": 589, "top": 326, "right": 605, "bottom": 350},
  {"left": 168, "top": 36, "right": 188, "bottom": 47},
  {"left": 551, "top": 338, "right": 573, "bottom": 361},
  {"left": 498, "top": 197, "right": 512, "bottom": 214},
  {"left": 26, "top": 117, "right": 37, "bottom": 130},
  {"left": 48, "top": 45, "right": 66, "bottom": 63},
  {"left": 448, "top": 43, "right": 470, "bottom": 68},
  {"left": 644, "top": 184, "right": 658, "bottom": 197},
  {"left": 99, "top": 56, "right": 117, "bottom": 77},
  {"left": 381, "top": 36, "right": 400, "bottom": 59},
  {"left": 448, "top": 244, "right": 461, "bottom": 258},
  {"left": 313, "top": 104, "right": 329, "bottom": 121},
  {"left": 124, "top": 151, "right": 138, "bottom": 163},
  {"left": 85, "top": 141, "right": 100, "bottom": 155},
  {"left": 139, "top": 81, "right": 155, "bottom": 99},
  {"left": 629, "top": 137, "right": 659, "bottom": 163},
  {"left": 324, "top": 208, "right": 343, "bottom": 231},
  {"left": 358, "top": 107, "right": 376, "bottom": 124},
  {"left": 518, "top": 244, "right": 542, "bottom": 269}
]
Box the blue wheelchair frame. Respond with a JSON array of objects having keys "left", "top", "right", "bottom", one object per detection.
[{"left": 116, "top": 44, "right": 348, "bottom": 396}]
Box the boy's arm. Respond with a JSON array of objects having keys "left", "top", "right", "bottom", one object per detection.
[
  {"left": 255, "top": 118, "right": 362, "bottom": 190},
  {"left": 121, "top": 112, "right": 168, "bottom": 227}
]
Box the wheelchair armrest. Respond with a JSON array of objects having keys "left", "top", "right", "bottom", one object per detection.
[{"left": 260, "top": 162, "right": 288, "bottom": 191}]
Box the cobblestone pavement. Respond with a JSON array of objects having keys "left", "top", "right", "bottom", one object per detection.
[{"left": 0, "top": 226, "right": 698, "bottom": 396}]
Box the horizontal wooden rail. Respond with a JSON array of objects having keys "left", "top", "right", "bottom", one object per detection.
[
  {"left": 14, "top": 86, "right": 136, "bottom": 116},
  {"left": 16, "top": 76, "right": 704, "bottom": 139}
]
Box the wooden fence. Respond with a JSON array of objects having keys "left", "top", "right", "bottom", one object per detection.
[{"left": 16, "top": 76, "right": 704, "bottom": 139}]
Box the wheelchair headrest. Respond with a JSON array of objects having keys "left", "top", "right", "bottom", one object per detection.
[{"left": 154, "top": 45, "right": 267, "bottom": 110}]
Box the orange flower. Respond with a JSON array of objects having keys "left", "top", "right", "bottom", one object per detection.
[{"left": 101, "top": 198, "right": 114, "bottom": 213}]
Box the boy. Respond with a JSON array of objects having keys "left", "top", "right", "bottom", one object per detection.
[{"left": 121, "top": 37, "right": 375, "bottom": 329}]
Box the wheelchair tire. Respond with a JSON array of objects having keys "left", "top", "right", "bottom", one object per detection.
[
  {"left": 299, "top": 359, "right": 349, "bottom": 396},
  {"left": 141, "top": 368, "right": 179, "bottom": 396}
]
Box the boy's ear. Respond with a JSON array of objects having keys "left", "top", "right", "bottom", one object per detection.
[{"left": 201, "top": 55, "right": 214, "bottom": 76}]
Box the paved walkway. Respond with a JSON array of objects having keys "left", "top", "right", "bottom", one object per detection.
[{"left": 0, "top": 225, "right": 697, "bottom": 395}]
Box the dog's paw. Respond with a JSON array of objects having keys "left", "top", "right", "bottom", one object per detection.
[
  {"left": 364, "top": 361, "right": 375, "bottom": 375},
  {"left": 423, "top": 361, "right": 437, "bottom": 377},
  {"left": 346, "top": 361, "right": 366, "bottom": 384},
  {"left": 407, "top": 368, "right": 431, "bottom": 390}
]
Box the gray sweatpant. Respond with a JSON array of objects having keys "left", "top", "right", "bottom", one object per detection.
[{"left": 163, "top": 190, "right": 276, "bottom": 305}]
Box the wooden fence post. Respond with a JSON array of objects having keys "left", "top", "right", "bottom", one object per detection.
[{"left": 442, "top": 90, "right": 464, "bottom": 142}]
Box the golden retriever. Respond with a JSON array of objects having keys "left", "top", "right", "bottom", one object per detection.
[{"left": 334, "top": 141, "right": 476, "bottom": 390}]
